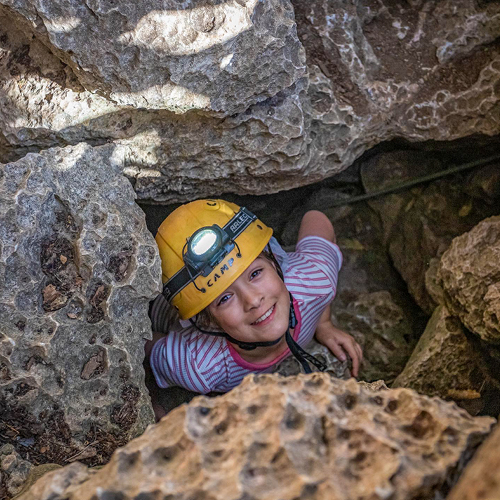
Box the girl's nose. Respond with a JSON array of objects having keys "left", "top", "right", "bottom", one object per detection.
[{"left": 242, "top": 288, "right": 263, "bottom": 311}]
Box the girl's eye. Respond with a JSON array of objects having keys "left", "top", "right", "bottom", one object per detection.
[
  {"left": 217, "top": 294, "right": 230, "bottom": 306},
  {"left": 250, "top": 268, "right": 263, "bottom": 280}
]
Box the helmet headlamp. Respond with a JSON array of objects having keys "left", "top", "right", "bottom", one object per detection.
[
  {"left": 184, "top": 225, "right": 234, "bottom": 277},
  {"left": 162, "top": 207, "right": 258, "bottom": 302}
]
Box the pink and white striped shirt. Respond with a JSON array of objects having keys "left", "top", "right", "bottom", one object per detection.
[{"left": 149, "top": 236, "right": 342, "bottom": 394}]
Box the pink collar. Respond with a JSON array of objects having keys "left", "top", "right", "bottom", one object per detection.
[{"left": 228, "top": 298, "right": 302, "bottom": 370}]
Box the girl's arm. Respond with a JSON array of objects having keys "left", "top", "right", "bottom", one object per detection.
[{"left": 297, "top": 211, "right": 363, "bottom": 377}]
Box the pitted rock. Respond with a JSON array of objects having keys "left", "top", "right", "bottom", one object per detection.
[
  {"left": 439, "top": 216, "right": 500, "bottom": 343},
  {"left": 17, "top": 374, "right": 495, "bottom": 500},
  {"left": 0, "top": 143, "right": 160, "bottom": 465}
]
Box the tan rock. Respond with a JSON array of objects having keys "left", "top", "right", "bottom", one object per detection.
[
  {"left": 18, "top": 374, "right": 495, "bottom": 500},
  {"left": 392, "top": 306, "right": 485, "bottom": 409},
  {"left": 447, "top": 423, "right": 500, "bottom": 500},
  {"left": 439, "top": 216, "right": 500, "bottom": 343}
]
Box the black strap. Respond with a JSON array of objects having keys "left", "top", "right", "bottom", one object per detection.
[
  {"left": 162, "top": 208, "right": 257, "bottom": 302},
  {"left": 285, "top": 329, "right": 326, "bottom": 374}
]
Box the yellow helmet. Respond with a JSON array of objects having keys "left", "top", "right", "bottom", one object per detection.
[{"left": 155, "top": 199, "right": 273, "bottom": 319}]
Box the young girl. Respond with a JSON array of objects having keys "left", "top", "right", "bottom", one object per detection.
[{"left": 146, "top": 199, "right": 362, "bottom": 418}]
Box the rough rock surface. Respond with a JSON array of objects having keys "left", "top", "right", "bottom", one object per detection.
[
  {"left": 0, "top": 143, "right": 160, "bottom": 465},
  {"left": 333, "top": 290, "right": 416, "bottom": 384},
  {"left": 392, "top": 306, "right": 486, "bottom": 411},
  {"left": 0, "top": 443, "right": 34, "bottom": 498},
  {"left": 362, "top": 151, "right": 500, "bottom": 314},
  {"left": 17, "top": 374, "right": 495, "bottom": 500},
  {"left": 1, "top": 2, "right": 500, "bottom": 202},
  {"left": 439, "top": 216, "right": 500, "bottom": 344},
  {"left": 0, "top": 0, "right": 306, "bottom": 114},
  {"left": 447, "top": 423, "right": 500, "bottom": 500},
  {"left": 274, "top": 337, "right": 350, "bottom": 379}
]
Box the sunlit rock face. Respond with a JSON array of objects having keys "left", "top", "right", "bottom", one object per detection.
[
  {"left": 0, "top": 143, "right": 160, "bottom": 464},
  {"left": 17, "top": 374, "right": 495, "bottom": 500},
  {"left": 0, "top": 0, "right": 306, "bottom": 114},
  {"left": 1, "top": 1, "right": 500, "bottom": 203}
]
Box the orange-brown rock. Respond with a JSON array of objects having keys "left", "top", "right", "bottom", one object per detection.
[
  {"left": 18, "top": 374, "right": 495, "bottom": 500},
  {"left": 447, "top": 423, "right": 500, "bottom": 500}
]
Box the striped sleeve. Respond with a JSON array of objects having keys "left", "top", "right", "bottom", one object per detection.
[
  {"left": 293, "top": 235, "right": 342, "bottom": 291},
  {"left": 150, "top": 332, "right": 214, "bottom": 394}
]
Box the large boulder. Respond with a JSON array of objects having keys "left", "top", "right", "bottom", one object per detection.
[
  {"left": 16, "top": 373, "right": 495, "bottom": 500},
  {"left": 0, "top": 0, "right": 306, "bottom": 114},
  {"left": 1, "top": 2, "right": 500, "bottom": 203},
  {"left": 439, "top": 216, "right": 500, "bottom": 344},
  {"left": 0, "top": 143, "right": 161, "bottom": 465}
]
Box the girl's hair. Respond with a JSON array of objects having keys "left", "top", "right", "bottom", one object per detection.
[{"left": 166, "top": 248, "right": 278, "bottom": 332}]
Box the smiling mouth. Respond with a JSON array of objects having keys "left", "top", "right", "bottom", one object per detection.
[{"left": 252, "top": 304, "right": 275, "bottom": 325}]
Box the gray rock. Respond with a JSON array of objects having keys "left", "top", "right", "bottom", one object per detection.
[
  {"left": 0, "top": 143, "right": 161, "bottom": 465},
  {"left": 333, "top": 291, "right": 415, "bottom": 384},
  {"left": 0, "top": 0, "right": 306, "bottom": 114},
  {"left": 273, "top": 338, "right": 350, "bottom": 379},
  {"left": 0, "top": 444, "right": 34, "bottom": 498},
  {"left": 1, "top": 1, "right": 500, "bottom": 203}
]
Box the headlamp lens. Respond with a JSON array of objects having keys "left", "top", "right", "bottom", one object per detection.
[{"left": 190, "top": 229, "right": 218, "bottom": 257}]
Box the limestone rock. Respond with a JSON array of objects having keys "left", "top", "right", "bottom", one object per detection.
[
  {"left": 17, "top": 374, "right": 495, "bottom": 500},
  {"left": 0, "top": 143, "right": 160, "bottom": 465},
  {"left": 439, "top": 216, "right": 500, "bottom": 343},
  {"left": 392, "top": 306, "right": 485, "bottom": 409},
  {"left": 0, "top": 0, "right": 306, "bottom": 114},
  {"left": 447, "top": 423, "right": 500, "bottom": 500},
  {"left": 425, "top": 257, "right": 445, "bottom": 308},
  {"left": 1, "top": 2, "right": 500, "bottom": 203},
  {"left": 0, "top": 10, "right": 122, "bottom": 153},
  {"left": 333, "top": 291, "right": 415, "bottom": 384}
]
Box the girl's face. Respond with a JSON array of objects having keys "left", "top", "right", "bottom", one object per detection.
[{"left": 207, "top": 256, "right": 290, "bottom": 344}]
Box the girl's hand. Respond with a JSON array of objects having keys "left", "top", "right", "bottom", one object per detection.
[{"left": 315, "top": 323, "right": 363, "bottom": 377}]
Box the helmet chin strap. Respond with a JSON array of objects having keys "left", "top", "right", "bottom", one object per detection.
[{"left": 189, "top": 245, "right": 327, "bottom": 373}]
